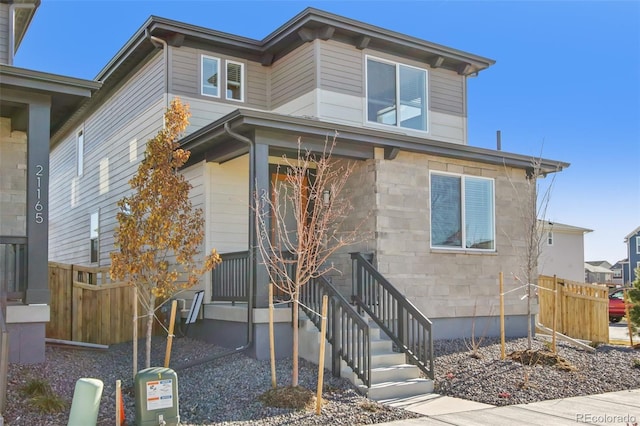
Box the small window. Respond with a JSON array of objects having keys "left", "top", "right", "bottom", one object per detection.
[
  {"left": 90, "top": 212, "right": 99, "bottom": 263},
  {"left": 430, "top": 172, "right": 495, "bottom": 251},
  {"left": 613, "top": 269, "right": 622, "bottom": 278},
  {"left": 226, "top": 60, "right": 244, "bottom": 101},
  {"left": 636, "top": 236, "right": 640, "bottom": 254},
  {"left": 77, "top": 129, "right": 84, "bottom": 176},
  {"left": 547, "top": 231, "right": 553, "bottom": 246},
  {"left": 366, "top": 56, "right": 428, "bottom": 132},
  {"left": 201, "top": 55, "right": 220, "bottom": 97}
]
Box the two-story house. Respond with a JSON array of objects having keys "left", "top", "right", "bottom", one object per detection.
[
  {"left": 47, "top": 9, "right": 568, "bottom": 362},
  {"left": 0, "top": 0, "right": 99, "bottom": 363},
  {"left": 623, "top": 226, "right": 640, "bottom": 284},
  {"left": 538, "top": 221, "right": 592, "bottom": 283}
]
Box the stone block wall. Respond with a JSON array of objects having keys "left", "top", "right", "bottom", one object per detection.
[{"left": 0, "top": 117, "right": 27, "bottom": 236}]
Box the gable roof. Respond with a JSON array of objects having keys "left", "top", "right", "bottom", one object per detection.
[
  {"left": 584, "top": 263, "right": 612, "bottom": 274},
  {"left": 624, "top": 226, "right": 640, "bottom": 241},
  {"left": 538, "top": 220, "right": 592, "bottom": 234}
]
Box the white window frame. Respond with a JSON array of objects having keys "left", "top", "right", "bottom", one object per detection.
[
  {"left": 90, "top": 211, "right": 99, "bottom": 263},
  {"left": 636, "top": 236, "right": 640, "bottom": 254},
  {"left": 76, "top": 128, "right": 84, "bottom": 177},
  {"left": 547, "top": 231, "right": 554, "bottom": 246},
  {"left": 225, "top": 60, "right": 245, "bottom": 102},
  {"left": 365, "top": 55, "right": 429, "bottom": 133},
  {"left": 429, "top": 171, "right": 496, "bottom": 252},
  {"left": 201, "top": 55, "right": 221, "bottom": 98}
]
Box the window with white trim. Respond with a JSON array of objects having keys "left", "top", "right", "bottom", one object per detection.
[
  {"left": 613, "top": 268, "right": 622, "bottom": 278},
  {"left": 226, "top": 60, "right": 244, "bottom": 101},
  {"left": 76, "top": 129, "right": 84, "bottom": 176},
  {"left": 366, "top": 56, "right": 427, "bottom": 131},
  {"left": 201, "top": 55, "right": 220, "bottom": 97},
  {"left": 547, "top": 231, "right": 553, "bottom": 246},
  {"left": 430, "top": 172, "right": 495, "bottom": 250},
  {"left": 636, "top": 236, "right": 640, "bottom": 254},
  {"left": 90, "top": 211, "right": 99, "bottom": 263}
]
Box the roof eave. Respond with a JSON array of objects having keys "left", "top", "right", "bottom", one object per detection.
[{"left": 179, "top": 110, "right": 568, "bottom": 173}]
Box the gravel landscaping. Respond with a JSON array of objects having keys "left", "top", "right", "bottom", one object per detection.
[{"left": 4, "top": 335, "right": 640, "bottom": 425}]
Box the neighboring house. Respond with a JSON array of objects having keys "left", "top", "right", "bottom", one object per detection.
[
  {"left": 0, "top": 0, "right": 100, "bottom": 363},
  {"left": 584, "top": 263, "right": 613, "bottom": 284},
  {"left": 611, "top": 259, "right": 626, "bottom": 286},
  {"left": 47, "top": 8, "right": 568, "bottom": 360},
  {"left": 538, "top": 221, "right": 592, "bottom": 282},
  {"left": 623, "top": 226, "right": 640, "bottom": 284}
]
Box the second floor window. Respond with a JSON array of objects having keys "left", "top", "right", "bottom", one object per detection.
[
  {"left": 226, "top": 60, "right": 244, "bottom": 101},
  {"left": 201, "top": 55, "right": 245, "bottom": 102},
  {"left": 636, "top": 236, "right": 640, "bottom": 254},
  {"left": 366, "top": 56, "right": 427, "bottom": 132},
  {"left": 547, "top": 231, "right": 554, "bottom": 246},
  {"left": 430, "top": 172, "right": 495, "bottom": 251},
  {"left": 202, "top": 55, "right": 220, "bottom": 97}
]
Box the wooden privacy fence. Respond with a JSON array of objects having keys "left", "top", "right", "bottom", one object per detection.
[
  {"left": 47, "top": 262, "right": 161, "bottom": 345},
  {"left": 538, "top": 275, "right": 609, "bottom": 343}
]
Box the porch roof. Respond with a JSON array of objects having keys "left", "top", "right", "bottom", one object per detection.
[{"left": 179, "top": 108, "right": 570, "bottom": 175}]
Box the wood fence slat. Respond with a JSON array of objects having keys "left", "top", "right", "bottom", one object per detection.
[
  {"left": 47, "top": 262, "right": 161, "bottom": 345},
  {"left": 538, "top": 274, "right": 608, "bottom": 343}
]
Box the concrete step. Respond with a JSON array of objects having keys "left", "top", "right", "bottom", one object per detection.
[
  {"left": 360, "top": 378, "right": 434, "bottom": 401},
  {"left": 344, "top": 363, "right": 424, "bottom": 385}
]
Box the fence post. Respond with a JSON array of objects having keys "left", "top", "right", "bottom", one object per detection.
[{"left": 552, "top": 275, "right": 557, "bottom": 353}]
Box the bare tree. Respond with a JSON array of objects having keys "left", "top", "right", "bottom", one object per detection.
[
  {"left": 254, "top": 135, "right": 365, "bottom": 387},
  {"left": 507, "top": 154, "right": 558, "bottom": 350}
]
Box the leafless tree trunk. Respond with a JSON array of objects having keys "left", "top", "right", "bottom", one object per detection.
[
  {"left": 507, "top": 155, "right": 558, "bottom": 350},
  {"left": 254, "top": 135, "right": 366, "bottom": 387}
]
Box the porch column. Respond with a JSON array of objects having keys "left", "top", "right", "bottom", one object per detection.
[
  {"left": 253, "top": 142, "right": 270, "bottom": 308},
  {"left": 25, "top": 100, "right": 50, "bottom": 304}
]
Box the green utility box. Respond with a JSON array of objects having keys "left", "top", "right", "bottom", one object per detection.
[{"left": 134, "top": 367, "right": 180, "bottom": 426}]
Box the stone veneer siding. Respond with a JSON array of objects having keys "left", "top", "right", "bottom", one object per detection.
[{"left": 0, "top": 117, "right": 27, "bottom": 236}]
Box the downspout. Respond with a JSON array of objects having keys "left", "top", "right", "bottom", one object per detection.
[
  {"left": 146, "top": 31, "right": 169, "bottom": 122},
  {"left": 174, "top": 122, "right": 255, "bottom": 371},
  {"left": 8, "top": 3, "right": 36, "bottom": 66}
]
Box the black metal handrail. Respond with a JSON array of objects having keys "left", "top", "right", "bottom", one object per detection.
[
  {"left": 1, "top": 236, "right": 27, "bottom": 301},
  {"left": 212, "top": 251, "right": 249, "bottom": 303},
  {"left": 300, "top": 275, "right": 371, "bottom": 388},
  {"left": 351, "top": 252, "right": 434, "bottom": 379}
]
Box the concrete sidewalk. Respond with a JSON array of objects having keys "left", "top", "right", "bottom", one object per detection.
[{"left": 380, "top": 389, "right": 640, "bottom": 425}]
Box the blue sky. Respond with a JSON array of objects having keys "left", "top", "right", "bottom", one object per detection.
[{"left": 14, "top": 0, "right": 640, "bottom": 264}]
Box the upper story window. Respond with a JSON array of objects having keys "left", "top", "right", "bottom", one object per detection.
[
  {"left": 613, "top": 269, "right": 622, "bottom": 278},
  {"left": 201, "top": 55, "right": 245, "bottom": 102},
  {"left": 226, "top": 60, "right": 244, "bottom": 101},
  {"left": 547, "top": 231, "right": 554, "bottom": 246},
  {"left": 366, "top": 56, "right": 428, "bottom": 132},
  {"left": 636, "top": 236, "right": 640, "bottom": 254},
  {"left": 202, "top": 55, "right": 220, "bottom": 97},
  {"left": 430, "top": 172, "right": 495, "bottom": 251},
  {"left": 76, "top": 129, "right": 84, "bottom": 176}
]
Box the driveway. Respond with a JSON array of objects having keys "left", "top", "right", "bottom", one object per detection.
[{"left": 609, "top": 318, "right": 636, "bottom": 343}]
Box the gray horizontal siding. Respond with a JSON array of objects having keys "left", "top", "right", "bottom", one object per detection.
[
  {"left": 430, "top": 69, "right": 464, "bottom": 116},
  {"left": 0, "top": 4, "right": 9, "bottom": 64},
  {"left": 271, "top": 42, "right": 315, "bottom": 110},
  {"left": 319, "top": 40, "right": 362, "bottom": 96},
  {"left": 170, "top": 45, "right": 268, "bottom": 110},
  {"left": 49, "top": 52, "right": 166, "bottom": 265}
]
